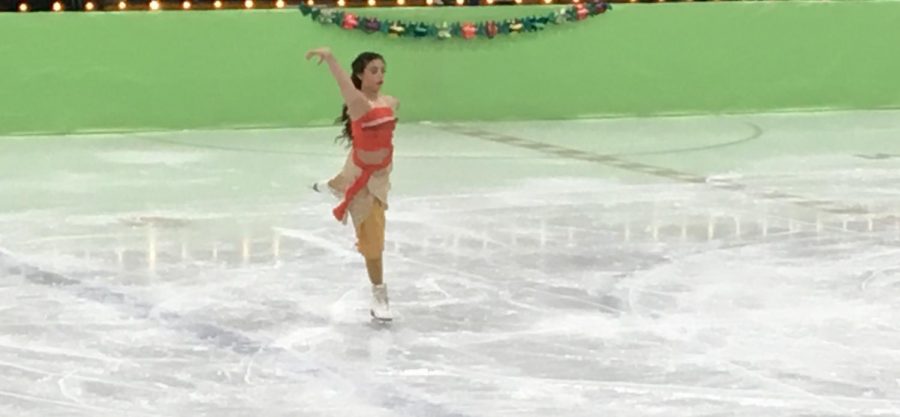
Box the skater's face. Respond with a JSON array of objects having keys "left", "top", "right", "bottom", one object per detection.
[{"left": 358, "top": 59, "right": 386, "bottom": 93}]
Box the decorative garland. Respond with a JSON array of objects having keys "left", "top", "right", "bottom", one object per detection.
[{"left": 298, "top": 2, "right": 612, "bottom": 40}]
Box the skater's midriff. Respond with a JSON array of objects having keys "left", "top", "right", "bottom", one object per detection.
[{"left": 331, "top": 107, "right": 395, "bottom": 225}]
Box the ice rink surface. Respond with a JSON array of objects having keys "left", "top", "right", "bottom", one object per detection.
[{"left": 1, "top": 110, "right": 899, "bottom": 416}]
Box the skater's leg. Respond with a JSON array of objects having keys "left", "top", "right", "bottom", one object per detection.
[
  {"left": 365, "top": 257, "right": 383, "bottom": 286},
  {"left": 355, "top": 199, "right": 386, "bottom": 268},
  {"left": 356, "top": 200, "right": 391, "bottom": 320}
]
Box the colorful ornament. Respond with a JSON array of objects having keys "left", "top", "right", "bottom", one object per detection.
[
  {"left": 552, "top": 9, "right": 567, "bottom": 24},
  {"left": 437, "top": 21, "right": 451, "bottom": 40},
  {"left": 298, "top": 4, "right": 610, "bottom": 41},
  {"left": 403, "top": 21, "right": 417, "bottom": 36},
  {"left": 413, "top": 23, "right": 429, "bottom": 37},
  {"left": 342, "top": 13, "right": 359, "bottom": 30},
  {"left": 522, "top": 16, "right": 536, "bottom": 32},
  {"left": 462, "top": 22, "right": 477, "bottom": 40},
  {"left": 450, "top": 22, "right": 462, "bottom": 38},
  {"left": 317, "top": 9, "right": 335, "bottom": 24},
  {"left": 484, "top": 21, "right": 498, "bottom": 39},
  {"left": 575, "top": 4, "right": 589, "bottom": 20},
  {"left": 363, "top": 17, "right": 380, "bottom": 33},
  {"left": 389, "top": 21, "right": 405, "bottom": 36},
  {"left": 591, "top": 1, "right": 609, "bottom": 14}
]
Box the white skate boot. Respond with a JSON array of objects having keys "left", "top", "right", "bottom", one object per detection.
[
  {"left": 370, "top": 284, "right": 393, "bottom": 322},
  {"left": 312, "top": 180, "right": 342, "bottom": 200}
]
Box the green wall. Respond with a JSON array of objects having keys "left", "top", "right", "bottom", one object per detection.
[{"left": 0, "top": 1, "right": 898, "bottom": 135}]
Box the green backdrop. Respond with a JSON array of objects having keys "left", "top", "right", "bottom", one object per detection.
[{"left": 0, "top": 1, "right": 898, "bottom": 135}]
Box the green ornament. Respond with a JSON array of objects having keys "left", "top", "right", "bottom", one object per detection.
[
  {"left": 317, "top": 9, "right": 334, "bottom": 24},
  {"left": 451, "top": 22, "right": 462, "bottom": 38},
  {"left": 389, "top": 21, "right": 406, "bottom": 37},
  {"left": 523, "top": 16, "right": 536, "bottom": 32},
  {"left": 437, "top": 21, "right": 451, "bottom": 40},
  {"left": 510, "top": 19, "right": 524, "bottom": 33},
  {"left": 552, "top": 9, "right": 567, "bottom": 24},
  {"left": 413, "top": 23, "right": 429, "bottom": 37}
]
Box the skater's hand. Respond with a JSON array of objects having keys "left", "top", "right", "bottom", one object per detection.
[{"left": 305, "top": 47, "right": 333, "bottom": 65}]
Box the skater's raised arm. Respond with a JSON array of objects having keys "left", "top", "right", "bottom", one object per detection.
[{"left": 306, "top": 47, "right": 372, "bottom": 119}]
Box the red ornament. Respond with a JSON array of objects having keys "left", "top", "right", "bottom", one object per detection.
[
  {"left": 342, "top": 13, "right": 359, "bottom": 29},
  {"left": 462, "top": 22, "right": 477, "bottom": 40},
  {"left": 576, "top": 4, "right": 588, "bottom": 20}
]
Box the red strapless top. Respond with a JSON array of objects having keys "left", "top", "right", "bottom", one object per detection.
[{"left": 333, "top": 107, "right": 396, "bottom": 221}]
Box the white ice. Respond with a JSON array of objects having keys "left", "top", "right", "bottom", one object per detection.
[{"left": 1, "top": 110, "right": 899, "bottom": 416}]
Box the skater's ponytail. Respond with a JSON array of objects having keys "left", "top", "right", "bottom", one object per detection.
[{"left": 336, "top": 52, "right": 384, "bottom": 147}]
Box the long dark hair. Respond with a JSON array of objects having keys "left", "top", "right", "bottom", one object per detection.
[{"left": 336, "top": 52, "right": 385, "bottom": 146}]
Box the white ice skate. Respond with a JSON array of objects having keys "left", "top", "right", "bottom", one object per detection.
[
  {"left": 370, "top": 284, "right": 393, "bottom": 322},
  {"left": 312, "top": 180, "right": 342, "bottom": 201}
]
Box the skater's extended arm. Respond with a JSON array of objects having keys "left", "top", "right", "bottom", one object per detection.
[{"left": 306, "top": 47, "right": 371, "bottom": 118}]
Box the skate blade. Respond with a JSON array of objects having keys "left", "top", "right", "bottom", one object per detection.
[{"left": 370, "top": 310, "right": 393, "bottom": 323}]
